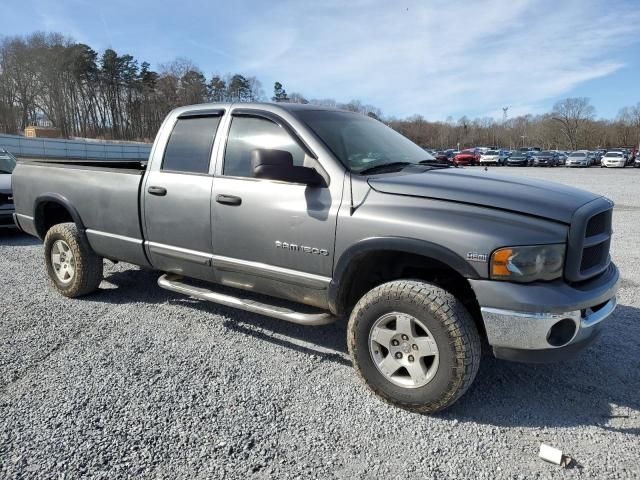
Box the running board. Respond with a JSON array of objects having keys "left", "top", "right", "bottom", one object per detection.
[{"left": 157, "top": 273, "right": 337, "bottom": 326}]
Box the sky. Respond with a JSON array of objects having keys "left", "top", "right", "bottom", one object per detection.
[{"left": 1, "top": 0, "right": 639, "bottom": 120}]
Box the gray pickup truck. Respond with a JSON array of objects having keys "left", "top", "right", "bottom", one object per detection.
[{"left": 12, "top": 103, "right": 619, "bottom": 412}]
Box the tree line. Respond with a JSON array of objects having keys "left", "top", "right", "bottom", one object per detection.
[
  {"left": 389, "top": 98, "right": 640, "bottom": 151},
  {"left": 0, "top": 33, "right": 264, "bottom": 140},
  {"left": 1, "top": 32, "right": 639, "bottom": 150}
]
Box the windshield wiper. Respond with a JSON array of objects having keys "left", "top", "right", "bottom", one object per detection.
[
  {"left": 359, "top": 162, "right": 412, "bottom": 175},
  {"left": 418, "top": 159, "right": 451, "bottom": 168}
]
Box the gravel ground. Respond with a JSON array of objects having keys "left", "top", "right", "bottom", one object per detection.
[{"left": 1, "top": 167, "right": 639, "bottom": 479}]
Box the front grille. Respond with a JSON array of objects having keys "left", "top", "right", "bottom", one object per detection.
[
  {"left": 565, "top": 198, "right": 613, "bottom": 282},
  {"left": 581, "top": 244, "right": 606, "bottom": 271},
  {"left": 585, "top": 211, "right": 608, "bottom": 237}
]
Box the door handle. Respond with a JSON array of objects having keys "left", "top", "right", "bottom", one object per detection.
[
  {"left": 148, "top": 186, "right": 167, "bottom": 196},
  {"left": 216, "top": 194, "right": 242, "bottom": 206}
]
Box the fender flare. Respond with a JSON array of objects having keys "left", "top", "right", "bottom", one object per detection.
[
  {"left": 34, "top": 193, "right": 85, "bottom": 239},
  {"left": 328, "top": 236, "right": 479, "bottom": 315}
]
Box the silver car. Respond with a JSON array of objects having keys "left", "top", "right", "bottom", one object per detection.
[{"left": 565, "top": 150, "right": 592, "bottom": 167}]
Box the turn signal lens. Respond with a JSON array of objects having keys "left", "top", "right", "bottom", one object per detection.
[
  {"left": 491, "top": 248, "right": 513, "bottom": 277},
  {"left": 490, "top": 244, "right": 565, "bottom": 283}
]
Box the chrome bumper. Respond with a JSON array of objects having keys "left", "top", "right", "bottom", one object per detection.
[{"left": 481, "top": 297, "right": 616, "bottom": 350}]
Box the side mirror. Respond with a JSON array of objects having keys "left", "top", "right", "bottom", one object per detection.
[{"left": 251, "top": 149, "right": 323, "bottom": 186}]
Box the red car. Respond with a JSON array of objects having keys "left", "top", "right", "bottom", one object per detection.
[{"left": 453, "top": 149, "right": 480, "bottom": 166}]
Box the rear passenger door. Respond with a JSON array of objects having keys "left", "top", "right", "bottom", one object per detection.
[{"left": 143, "top": 110, "right": 224, "bottom": 280}]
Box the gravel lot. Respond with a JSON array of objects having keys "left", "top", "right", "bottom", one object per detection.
[{"left": 1, "top": 167, "right": 639, "bottom": 479}]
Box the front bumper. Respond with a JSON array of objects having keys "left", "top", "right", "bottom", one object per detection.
[
  {"left": 603, "top": 161, "right": 625, "bottom": 168},
  {"left": 470, "top": 263, "right": 619, "bottom": 362}
]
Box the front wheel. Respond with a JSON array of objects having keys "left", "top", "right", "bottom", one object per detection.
[
  {"left": 44, "top": 222, "right": 104, "bottom": 297},
  {"left": 347, "top": 280, "right": 481, "bottom": 413}
]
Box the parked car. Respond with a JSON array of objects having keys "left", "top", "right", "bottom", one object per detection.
[
  {"left": 506, "top": 150, "right": 533, "bottom": 166},
  {"left": 0, "top": 148, "right": 17, "bottom": 229},
  {"left": 566, "top": 151, "right": 593, "bottom": 167},
  {"left": 591, "top": 150, "right": 604, "bottom": 164},
  {"left": 434, "top": 151, "right": 451, "bottom": 163},
  {"left": 10, "top": 102, "right": 620, "bottom": 413},
  {"left": 607, "top": 148, "right": 630, "bottom": 165},
  {"left": 601, "top": 151, "right": 626, "bottom": 168},
  {"left": 635, "top": 155, "right": 640, "bottom": 168},
  {"left": 554, "top": 151, "right": 568, "bottom": 165},
  {"left": 532, "top": 151, "right": 559, "bottom": 167},
  {"left": 452, "top": 149, "right": 479, "bottom": 166},
  {"left": 479, "top": 149, "right": 509, "bottom": 166}
]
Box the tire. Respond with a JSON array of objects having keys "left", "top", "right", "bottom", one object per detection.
[
  {"left": 44, "top": 222, "right": 103, "bottom": 297},
  {"left": 347, "top": 280, "right": 481, "bottom": 413}
]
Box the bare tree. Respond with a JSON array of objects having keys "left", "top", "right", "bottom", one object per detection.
[{"left": 551, "top": 97, "right": 595, "bottom": 150}]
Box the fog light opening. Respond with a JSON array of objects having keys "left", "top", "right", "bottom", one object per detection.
[{"left": 547, "top": 318, "right": 577, "bottom": 347}]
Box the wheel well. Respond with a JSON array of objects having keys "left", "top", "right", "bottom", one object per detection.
[
  {"left": 35, "top": 201, "right": 75, "bottom": 238},
  {"left": 337, "top": 250, "right": 484, "bottom": 334}
]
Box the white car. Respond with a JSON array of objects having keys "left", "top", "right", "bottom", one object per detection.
[
  {"left": 601, "top": 151, "right": 626, "bottom": 168},
  {"left": 479, "top": 150, "right": 508, "bottom": 166}
]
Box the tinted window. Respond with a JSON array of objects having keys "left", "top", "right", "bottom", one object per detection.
[
  {"left": 162, "top": 116, "right": 221, "bottom": 173},
  {"left": 223, "top": 116, "right": 307, "bottom": 178}
]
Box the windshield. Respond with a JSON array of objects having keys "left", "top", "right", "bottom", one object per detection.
[
  {"left": 485, "top": 150, "right": 498, "bottom": 155},
  {"left": 295, "top": 110, "right": 434, "bottom": 173},
  {"left": 460, "top": 150, "right": 475, "bottom": 155},
  {"left": 0, "top": 152, "right": 17, "bottom": 173},
  {"left": 605, "top": 152, "right": 622, "bottom": 157},
  {"left": 569, "top": 152, "right": 586, "bottom": 157}
]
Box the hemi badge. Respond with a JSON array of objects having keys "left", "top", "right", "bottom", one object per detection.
[{"left": 466, "top": 252, "right": 488, "bottom": 263}]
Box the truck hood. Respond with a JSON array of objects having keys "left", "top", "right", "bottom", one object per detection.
[
  {"left": 0, "top": 174, "right": 11, "bottom": 194},
  {"left": 367, "top": 168, "right": 600, "bottom": 223}
]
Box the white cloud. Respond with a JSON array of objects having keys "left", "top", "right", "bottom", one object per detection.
[{"left": 216, "top": 0, "right": 640, "bottom": 119}]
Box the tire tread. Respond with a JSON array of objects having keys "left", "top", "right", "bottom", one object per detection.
[
  {"left": 347, "top": 280, "right": 481, "bottom": 413},
  {"left": 44, "top": 223, "right": 103, "bottom": 298}
]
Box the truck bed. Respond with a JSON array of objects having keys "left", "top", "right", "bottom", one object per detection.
[{"left": 12, "top": 160, "right": 150, "bottom": 267}]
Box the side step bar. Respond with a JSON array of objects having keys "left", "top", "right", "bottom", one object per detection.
[{"left": 157, "top": 273, "right": 337, "bottom": 326}]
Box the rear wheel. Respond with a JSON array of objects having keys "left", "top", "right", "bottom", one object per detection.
[
  {"left": 347, "top": 280, "right": 481, "bottom": 413},
  {"left": 44, "top": 222, "right": 103, "bottom": 297}
]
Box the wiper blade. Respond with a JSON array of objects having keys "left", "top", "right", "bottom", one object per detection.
[
  {"left": 359, "top": 162, "right": 412, "bottom": 175},
  {"left": 418, "top": 159, "right": 451, "bottom": 168}
]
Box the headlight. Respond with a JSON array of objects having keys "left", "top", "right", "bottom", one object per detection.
[{"left": 490, "top": 244, "right": 565, "bottom": 282}]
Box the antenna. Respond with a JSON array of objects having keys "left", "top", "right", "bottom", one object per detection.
[{"left": 502, "top": 106, "right": 509, "bottom": 124}]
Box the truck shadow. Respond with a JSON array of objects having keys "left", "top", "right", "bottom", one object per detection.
[
  {"left": 98, "top": 267, "right": 639, "bottom": 431},
  {"left": 445, "top": 304, "right": 640, "bottom": 431},
  {"left": 98, "top": 267, "right": 351, "bottom": 365}
]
